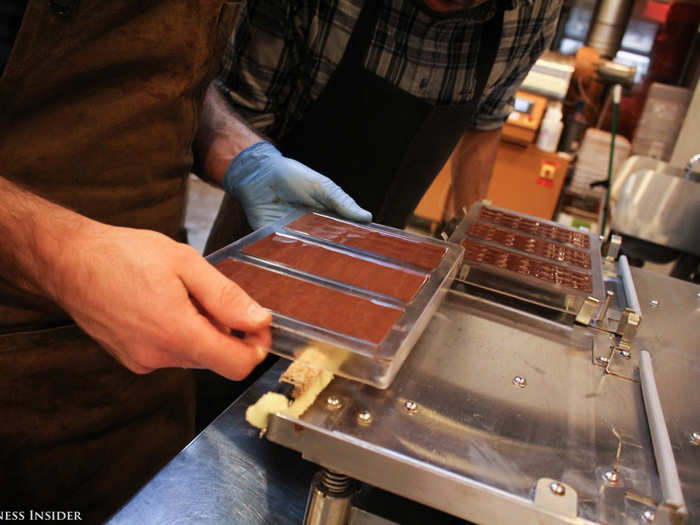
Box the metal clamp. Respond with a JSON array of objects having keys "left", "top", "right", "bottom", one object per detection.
[
  {"left": 606, "top": 234, "right": 622, "bottom": 261},
  {"left": 534, "top": 478, "right": 578, "bottom": 518},
  {"left": 616, "top": 308, "right": 640, "bottom": 349},
  {"left": 576, "top": 296, "right": 600, "bottom": 326}
]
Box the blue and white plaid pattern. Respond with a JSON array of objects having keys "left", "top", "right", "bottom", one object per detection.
[{"left": 219, "top": 0, "right": 562, "bottom": 138}]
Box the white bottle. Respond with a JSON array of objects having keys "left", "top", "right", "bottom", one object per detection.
[{"left": 536, "top": 102, "right": 564, "bottom": 153}]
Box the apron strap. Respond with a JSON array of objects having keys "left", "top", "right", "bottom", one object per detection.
[
  {"left": 339, "top": 0, "right": 381, "bottom": 70},
  {"left": 470, "top": 8, "right": 504, "bottom": 121}
]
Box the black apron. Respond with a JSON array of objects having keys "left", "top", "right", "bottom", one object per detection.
[
  {"left": 205, "top": 0, "right": 503, "bottom": 255},
  {"left": 280, "top": 0, "right": 503, "bottom": 227}
]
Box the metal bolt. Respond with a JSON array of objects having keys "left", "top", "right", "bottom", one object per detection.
[
  {"left": 549, "top": 482, "right": 566, "bottom": 496},
  {"left": 649, "top": 299, "right": 659, "bottom": 308},
  {"left": 642, "top": 510, "right": 655, "bottom": 522},
  {"left": 690, "top": 432, "right": 700, "bottom": 446},
  {"left": 619, "top": 349, "right": 631, "bottom": 359},
  {"left": 512, "top": 376, "right": 527, "bottom": 388},
  {"left": 403, "top": 400, "right": 418, "bottom": 413},
  {"left": 326, "top": 395, "right": 342, "bottom": 410},
  {"left": 596, "top": 355, "right": 610, "bottom": 365},
  {"left": 357, "top": 410, "right": 373, "bottom": 424},
  {"left": 604, "top": 469, "right": 620, "bottom": 485}
]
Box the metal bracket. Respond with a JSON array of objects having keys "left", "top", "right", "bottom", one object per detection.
[
  {"left": 616, "top": 308, "right": 640, "bottom": 349},
  {"left": 606, "top": 234, "right": 622, "bottom": 261},
  {"left": 575, "top": 296, "right": 600, "bottom": 326},
  {"left": 534, "top": 478, "right": 578, "bottom": 518}
]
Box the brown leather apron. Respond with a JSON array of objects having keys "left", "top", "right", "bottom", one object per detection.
[{"left": 0, "top": 0, "right": 239, "bottom": 520}]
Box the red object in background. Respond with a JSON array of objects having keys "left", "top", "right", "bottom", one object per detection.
[
  {"left": 617, "top": 2, "right": 700, "bottom": 141},
  {"left": 537, "top": 160, "right": 558, "bottom": 188},
  {"left": 642, "top": 2, "right": 670, "bottom": 24}
]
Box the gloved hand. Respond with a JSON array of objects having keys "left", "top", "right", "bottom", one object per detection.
[{"left": 223, "top": 141, "right": 372, "bottom": 230}]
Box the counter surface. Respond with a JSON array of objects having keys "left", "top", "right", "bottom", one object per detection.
[{"left": 109, "top": 268, "right": 699, "bottom": 524}]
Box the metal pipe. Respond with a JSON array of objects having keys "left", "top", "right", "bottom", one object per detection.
[
  {"left": 585, "top": 0, "right": 635, "bottom": 59},
  {"left": 639, "top": 351, "right": 688, "bottom": 522},
  {"left": 303, "top": 469, "right": 355, "bottom": 525},
  {"left": 618, "top": 255, "right": 641, "bottom": 317}
]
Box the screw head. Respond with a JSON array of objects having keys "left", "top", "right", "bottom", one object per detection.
[
  {"left": 512, "top": 376, "right": 527, "bottom": 388},
  {"left": 690, "top": 432, "right": 700, "bottom": 446},
  {"left": 604, "top": 470, "right": 620, "bottom": 485},
  {"left": 326, "top": 395, "right": 342, "bottom": 409},
  {"left": 642, "top": 510, "right": 655, "bottom": 522},
  {"left": 549, "top": 482, "right": 565, "bottom": 496},
  {"left": 596, "top": 355, "right": 610, "bottom": 365},
  {"left": 619, "top": 349, "right": 631, "bottom": 359},
  {"left": 357, "top": 410, "right": 373, "bottom": 424},
  {"left": 649, "top": 299, "right": 659, "bottom": 308},
  {"left": 403, "top": 400, "right": 418, "bottom": 413}
]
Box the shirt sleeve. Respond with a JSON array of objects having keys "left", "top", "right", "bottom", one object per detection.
[
  {"left": 217, "top": 0, "right": 305, "bottom": 137},
  {"left": 472, "top": 0, "right": 563, "bottom": 131}
]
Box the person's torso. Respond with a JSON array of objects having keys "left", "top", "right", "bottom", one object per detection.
[
  {"left": 222, "top": 0, "right": 562, "bottom": 137},
  {"left": 0, "top": 0, "right": 239, "bottom": 329}
]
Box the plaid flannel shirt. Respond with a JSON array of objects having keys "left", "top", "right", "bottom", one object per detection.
[{"left": 219, "top": 0, "right": 562, "bottom": 140}]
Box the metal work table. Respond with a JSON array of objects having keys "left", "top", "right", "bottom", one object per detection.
[{"left": 109, "top": 267, "right": 699, "bottom": 524}]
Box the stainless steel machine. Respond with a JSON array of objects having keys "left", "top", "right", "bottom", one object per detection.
[{"left": 109, "top": 206, "right": 699, "bottom": 525}]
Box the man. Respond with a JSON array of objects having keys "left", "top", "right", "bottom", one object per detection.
[
  {"left": 0, "top": 0, "right": 368, "bottom": 520},
  {"left": 207, "top": 0, "right": 563, "bottom": 253}
]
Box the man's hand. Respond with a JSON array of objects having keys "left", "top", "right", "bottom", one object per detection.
[
  {"left": 193, "top": 85, "right": 371, "bottom": 230},
  {"left": 223, "top": 141, "right": 372, "bottom": 230},
  {"left": 54, "top": 223, "right": 272, "bottom": 379},
  {"left": 0, "top": 177, "right": 271, "bottom": 380}
]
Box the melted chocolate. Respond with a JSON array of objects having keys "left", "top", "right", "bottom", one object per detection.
[
  {"left": 467, "top": 221, "right": 591, "bottom": 269},
  {"left": 478, "top": 208, "right": 590, "bottom": 249},
  {"left": 215, "top": 258, "right": 404, "bottom": 345},
  {"left": 243, "top": 233, "right": 427, "bottom": 302},
  {"left": 286, "top": 213, "right": 446, "bottom": 270},
  {"left": 461, "top": 238, "right": 593, "bottom": 293}
]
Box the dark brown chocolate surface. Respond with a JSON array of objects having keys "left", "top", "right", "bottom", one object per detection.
[
  {"left": 478, "top": 207, "right": 590, "bottom": 249},
  {"left": 215, "top": 258, "right": 404, "bottom": 345},
  {"left": 467, "top": 221, "right": 591, "bottom": 269},
  {"left": 461, "top": 238, "right": 593, "bottom": 293},
  {"left": 287, "top": 213, "right": 446, "bottom": 270},
  {"left": 243, "top": 233, "right": 427, "bottom": 302}
]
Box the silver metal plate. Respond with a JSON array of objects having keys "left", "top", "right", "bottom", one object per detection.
[
  {"left": 266, "top": 288, "right": 663, "bottom": 524},
  {"left": 612, "top": 169, "right": 700, "bottom": 256}
]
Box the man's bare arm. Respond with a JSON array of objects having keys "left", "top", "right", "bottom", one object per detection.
[
  {"left": 193, "top": 83, "right": 371, "bottom": 231},
  {"left": 449, "top": 127, "right": 502, "bottom": 215},
  {"left": 193, "top": 83, "right": 264, "bottom": 185},
  {"left": 0, "top": 176, "right": 271, "bottom": 379}
]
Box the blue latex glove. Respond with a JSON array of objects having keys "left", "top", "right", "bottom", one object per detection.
[{"left": 223, "top": 141, "right": 372, "bottom": 230}]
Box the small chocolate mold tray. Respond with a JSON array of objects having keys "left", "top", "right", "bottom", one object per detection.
[{"left": 449, "top": 202, "right": 605, "bottom": 313}]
